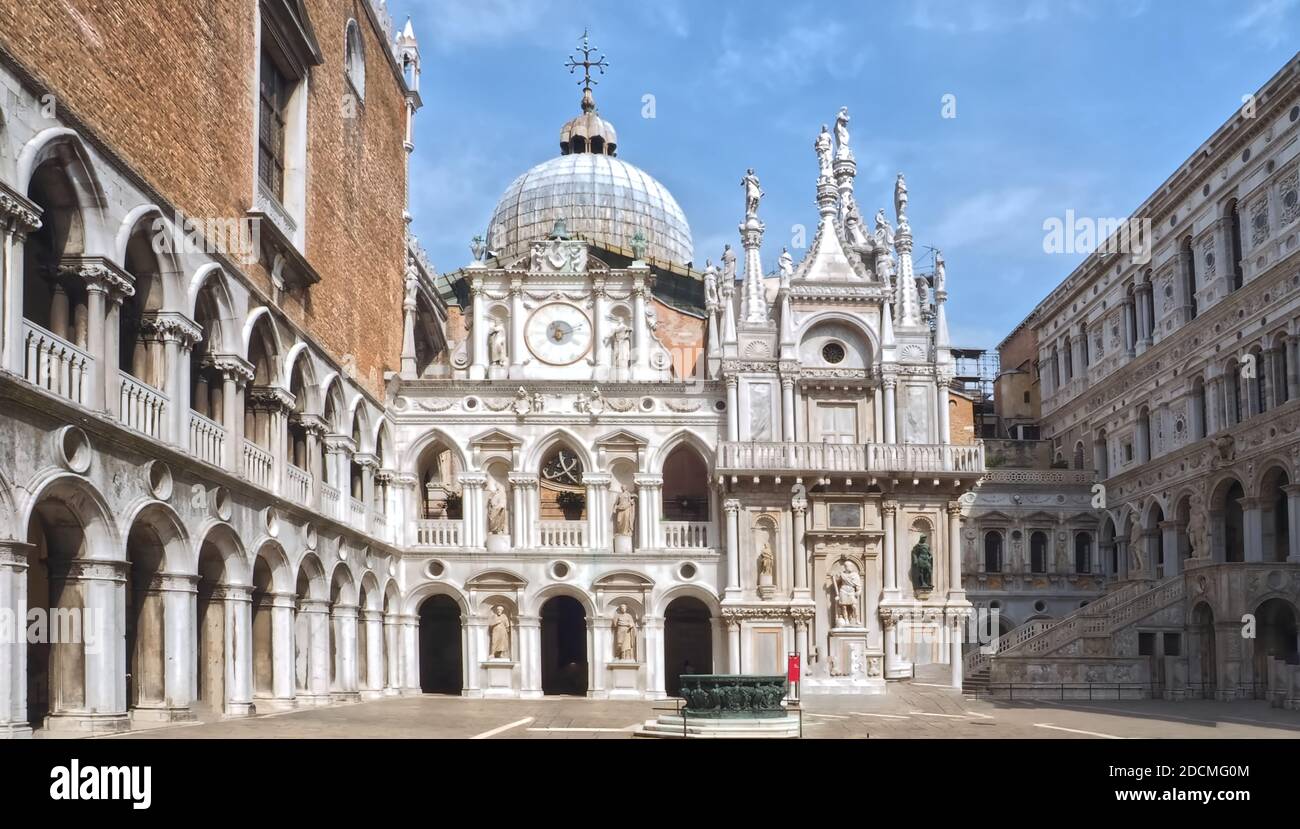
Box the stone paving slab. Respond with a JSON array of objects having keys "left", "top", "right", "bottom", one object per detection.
[{"left": 87, "top": 684, "right": 1300, "bottom": 740}]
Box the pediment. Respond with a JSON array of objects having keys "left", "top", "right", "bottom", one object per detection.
[
  {"left": 594, "top": 429, "right": 648, "bottom": 449},
  {"left": 592, "top": 571, "right": 654, "bottom": 592},
  {"left": 466, "top": 570, "right": 527, "bottom": 591},
  {"left": 470, "top": 428, "right": 523, "bottom": 448}
]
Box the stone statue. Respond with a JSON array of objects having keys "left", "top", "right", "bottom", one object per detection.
[
  {"left": 1187, "top": 495, "right": 1208, "bottom": 558},
  {"left": 814, "top": 124, "right": 833, "bottom": 180},
  {"left": 911, "top": 535, "right": 933, "bottom": 590},
  {"left": 470, "top": 235, "right": 487, "bottom": 264},
  {"left": 630, "top": 230, "right": 648, "bottom": 262},
  {"left": 1128, "top": 521, "right": 1145, "bottom": 575},
  {"left": 874, "top": 209, "right": 894, "bottom": 249},
  {"left": 609, "top": 319, "right": 632, "bottom": 371},
  {"left": 933, "top": 250, "right": 946, "bottom": 293},
  {"left": 758, "top": 543, "right": 775, "bottom": 585},
  {"left": 830, "top": 561, "right": 861, "bottom": 627},
  {"left": 741, "top": 168, "right": 763, "bottom": 220},
  {"left": 487, "top": 320, "right": 507, "bottom": 367},
  {"left": 612, "top": 486, "right": 635, "bottom": 537},
  {"left": 613, "top": 603, "right": 638, "bottom": 660},
  {"left": 703, "top": 259, "right": 719, "bottom": 308},
  {"left": 834, "top": 106, "right": 852, "bottom": 161},
  {"left": 778, "top": 247, "right": 794, "bottom": 281},
  {"left": 486, "top": 482, "right": 509, "bottom": 536},
  {"left": 403, "top": 264, "right": 419, "bottom": 309},
  {"left": 488, "top": 605, "right": 511, "bottom": 658},
  {"left": 894, "top": 172, "right": 908, "bottom": 220},
  {"left": 721, "top": 244, "right": 737, "bottom": 283}
]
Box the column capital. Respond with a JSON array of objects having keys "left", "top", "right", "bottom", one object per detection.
[
  {"left": 0, "top": 185, "right": 42, "bottom": 235},
  {"left": 60, "top": 256, "right": 135, "bottom": 299},
  {"left": 206, "top": 353, "right": 256, "bottom": 385},
  {"left": 0, "top": 541, "right": 34, "bottom": 568},
  {"left": 946, "top": 500, "right": 964, "bottom": 516},
  {"left": 723, "top": 498, "right": 741, "bottom": 514},
  {"left": 141, "top": 311, "right": 203, "bottom": 347},
  {"left": 882, "top": 499, "right": 899, "bottom": 516},
  {"left": 633, "top": 474, "right": 664, "bottom": 487}
]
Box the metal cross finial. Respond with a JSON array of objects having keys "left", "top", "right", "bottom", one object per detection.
[{"left": 564, "top": 29, "right": 609, "bottom": 88}]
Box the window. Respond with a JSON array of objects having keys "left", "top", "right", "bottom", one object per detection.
[
  {"left": 1162, "top": 632, "right": 1182, "bottom": 657},
  {"left": 1182, "top": 236, "right": 1198, "bottom": 319},
  {"left": 1074, "top": 532, "right": 1092, "bottom": 574},
  {"left": 821, "top": 342, "right": 846, "bottom": 364},
  {"left": 1030, "top": 531, "right": 1048, "bottom": 574},
  {"left": 1228, "top": 200, "right": 1244, "bottom": 291},
  {"left": 983, "top": 531, "right": 1003, "bottom": 573},
  {"left": 818, "top": 403, "right": 857, "bottom": 444},
  {"left": 1138, "top": 632, "right": 1157, "bottom": 656},
  {"left": 344, "top": 19, "right": 366, "bottom": 100},
  {"left": 1080, "top": 323, "right": 1090, "bottom": 367},
  {"left": 258, "top": 50, "right": 290, "bottom": 201}
]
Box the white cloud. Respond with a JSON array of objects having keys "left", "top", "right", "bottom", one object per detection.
[
  {"left": 401, "top": 0, "right": 556, "bottom": 50},
  {"left": 1233, "top": 0, "right": 1299, "bottom": 46},
  {"left": 714, "top": 17, "right": 865, "bottom": 95},
  {"left": 931, "top": 186, "right": 1044, "bottom": 250}
]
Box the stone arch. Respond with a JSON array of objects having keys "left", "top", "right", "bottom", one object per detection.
[
  {"left": 527, "top": 428, "right": 595, "bottom": 472},
  {"left": 527, "top": 583, "right": 597, "bottom": 617},
  {"left": 798, "top": 316, "right": 875, "bottom": 369},
  {"left": 294, "top": 552, "right": 328, "bottom": 602},
  {"left": 322, "top": 376, "right": 348, "bottom": 434},
  {"left": 17, "top": 128, "right": 108, "bottom": 255},
  {"left": 187, "top": 264, "right": 238, "bottom": 350},
  {"left": 329, "top": 561, "right": 357, "bottom": 606},
  {"left": 655, "top": 582, "right": 722, "bottom": 617},
  {"left": 373, "top": 418, "right": 395, "bottom": 468},
  {"left": 243, "top": 307, "right": 284, "bottom": 386},
  {"left": 404, "top": 427, "right": 469, "bottom": 474},
  {"left": 19, "top": 472, "right": 119, "bottom": 561},
  {"left": 193, "top": 521, "right": 250, "bottom": 585},
  {"left": 1257, "top": 463, "right": 1292, "bottom": 563},
  {"left": 348, "top": 397, "right": 373, "bottom": 451},
  {"left": 0, "top": 466, "right": 15, "bottom": 541},
  {"left": 404, "top": 581, "right": 471, "bottom": 617},
  {"left": 120, "top": 499, "right": 192, "bottom": 573},
  {"left": 659, "top": 438, "right": 712, "bottom": 524},
  {"left": 651, "top": 429, "right": 715, "bottom": 475},
  {"left": 252, "top": 539, "right": 294, "bottom": 594},
  {"left": 359, "top": 572, "right": 382, "bottom": 611},
  {"left": 794, "top": 311, "right": 880, "bottom": 361},
  {"left": 1209, "top": 474, "right": 1247, "bottom": 563},
  {"left": 116, "top": 205, "right": 184, "bottom": 310},
  {"left": 284, "top": 343, "right": 321, "bottom": 410}
]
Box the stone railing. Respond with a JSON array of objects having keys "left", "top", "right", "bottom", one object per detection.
[
  {"left": 415, "top": 519, "right": 463, "bottom": 547},
  {"left": 286, "top": 464, "right": 311, "bottom": 506},
  {"left": 188, "top": 411, "right": 225, "bottom": 467},
  {"left": 538, "top": 520, "right": 586, "bottom": 548},
  {"left": 963, "top": 619, "right": 1054, "bottom": 675},
  {"left": 254, "top": 179, "right": 297, "bottom": 238},
  {"left": 321, "top": 483, "right": 340, "bottom": 519},
  {"left": 118, "top": 372, "right": 169, "bottom": 440},
  {"left": 1001, "top": 579, "right": 1167, "bottom": 659},
  {"left": 242, "top": 440, "right": 274, "bottom": 490},
  {"left": 980, "top": 468, "right": 1096, "bottom": 486},
  {"left": 372, "top": 509, "right": 390, "bottom": 542},
  {"left": 718, "top": 441, "right": 983, "bottom": 475},
  {"left": 663, "top": 521, "right": 711, "bottom": 549},
  {"left": 22, "top": 319, "right": 92, "bottom": 405},
  {"left": 349, "top": 496, "right": 366, "bottom": 526}
]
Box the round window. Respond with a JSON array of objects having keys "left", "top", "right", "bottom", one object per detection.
[
  {"left": 679, "top": 562, "right": 697, "bottom": 580},
  {"left": 1285, "top": 190, "right": 1298, "bottom": 210},
  {"left": 427, "top": 560, "right": 445, "bottom": 579},
  {"left": 821, "top": 342, "right": 846, "bottom": 364},
  {"left": 1033, "top": 600, "right": 1047, "bottom": 613}
]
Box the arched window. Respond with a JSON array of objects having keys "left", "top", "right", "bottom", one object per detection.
[
  {"left": 1227, "top": 200, "right": 1244, "bottom": 291},
  {"left": 1142, "top": 269, "right": 1155, "bottom": 341},
  {"left": 1074, "top": 532, "right": 1093, "bottom": 574},
  {"left": 1124, "top": 285, "right": 1138, "bottom": 352},
  {"left": 1050, "top": 347, "right": 1061, "bottom": 388},
  {"left": 1228, "top": 360, "right": 1243, "bottom": 425},
  {"left": 1182, "top": 236, "right": 1198, "bottom": 319},
  {"left": 1137, "top": 406, "right": 1152, "bottom": 463},
  {"left": 983, "top": 531, "right": 1003, "bottom": 573},
  {"left": 1279, "top": 340, "right": 1291, "bottom": 406},
  {"left": 1030, "top": 531, "right": 1049, "bottom": 574},
  {"left": 1095, "top": 429, "right": 1109, "bottom": 478},
  {"left": 1073, "top": 441, "right": 1085, "bottom": 470},
  {"left": 1252, "top": 347, "right": 1267, "bottom": 417},
  {"left": 344, "top": 19, "right": 366, "bottom": 100},
  {"left": 1191, "top": 377, "right": 1207, "bottom": 440},
  {"left": 1080, "top": 322, "right": 1090, "bottom": 368}
]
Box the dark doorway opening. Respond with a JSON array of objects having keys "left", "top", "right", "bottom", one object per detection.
[
  {"left": 664, "top": 597, "right": 712, "bottom": 697},
  {"left": 419, "top": 595, "right": 463, "bottom": 694},
  {"left": 541, "top": 596, "right": 587, "bottom": 696}
]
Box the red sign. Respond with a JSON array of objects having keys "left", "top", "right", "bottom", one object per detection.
[{"left": 787, "top": 653, "right": 801, "bottom": 682}]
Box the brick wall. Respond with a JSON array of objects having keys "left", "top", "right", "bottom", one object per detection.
[{"left": 0, "top": 0, "right": 409, "bottom": 399}]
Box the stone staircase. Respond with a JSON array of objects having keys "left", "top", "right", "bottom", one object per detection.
[{"left": 962, "top": 578, "right": 1176, "bottom": 692}]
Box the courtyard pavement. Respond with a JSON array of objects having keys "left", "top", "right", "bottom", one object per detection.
[{"left": 84, "top": 682, "right": 1300, "bottom": 739}]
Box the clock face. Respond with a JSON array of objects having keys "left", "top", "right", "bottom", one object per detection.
[{"left": 525, "top": 303, "right": 592, "bottom": 365}]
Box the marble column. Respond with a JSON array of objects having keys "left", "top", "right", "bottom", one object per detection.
[
  {"left": 1284, "top": 484, "right": 1300, "bottom": 563},
  {"left": 882, "top": 500, "right": 899, "bottom": 596},
  {"left": 1159, "top": 520, "right": 1182, "bottom": 578},
  {"left": 1287, "top": 336, "right": 1300, "bottom": 403},
  {"left": 936, "top": 378, "right": 951, "bottom": 449},
  {"left": 41, "top": 559, "right": 130, "bottom": 734},
  {"left": 632, "top": 279, "right": 648, "bottom": 372},
  {"left": 780, "top": 377, "right": 795, "bottom": 441},
  {"left": 469, "top": 280, "right": 487, "bottom": 380},
  {"left": 592, "top": 280, "right": 608, "bottom": 376},
  {"left": 222, "top": 585, "right": 254, "bottom": 717},
  {"left": 383, "top": 615, "right": 402, "bottom": 693},
  {"left": 331, "top": 603, "right": 359, "bottom": 698},
  {"left": 84, "top": 280, "right": 108, "bottom": 411},
  {"left": 792, "top": 498, "right": 808, "bottom": 595},
  {"left": 362, "top": 609, "right": 384, "bottom": 698},
  {"left": 727, "top": 621, "right": 741, "bottom": 674},
  {"left": 299, "top": 600, "right": 331, "bottom": 703},
  {"left": 509, "top": 276, "right": 524, "bottom": 377},
  {"left": 269, "top": 592, "right": 296, "bottom": 705},
  {"left": 724, "top": 498, "right": 741, "bottom": 595},
  {"left": 947, "top": 501, "right": 964, "bottom": 598},
  {"left": 725, "top": 376, "right": 740, "bottom": 441},
  {"left": 647, "top": 615, "right": 666, "bottom": 699},
  {"left": 883, "top": 378, "right": 897, "bottom": 444},
  {"left": 0, "top": 542, "right": 32, "bottom": 737},
  {"left": 2, "top": 207, "right": 41, "bottom": 373},
  {"left": 948, "top": 615, "right": 964, "bottom": 689},
  {"left": 519, "top": 616, "right": 542, "bottom": 698},
  {"left": 402, "top": 614, "right": 421, "bottom": 693},
  {"left": 1241, "top": 497, "right": 1264, "bottom": 562}
]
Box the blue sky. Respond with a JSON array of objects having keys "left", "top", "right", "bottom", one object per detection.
[{"left": 386, "top": 0, "right": 1299, "bottom": 349}]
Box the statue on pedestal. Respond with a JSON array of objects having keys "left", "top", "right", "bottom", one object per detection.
[
  {"left": 778, "top": 247, "right": 794, "bottom": 282},
  {"left": 830, "top": 561, "right": 861, "bottom": 627},
  {"left": 833, "top": 107, "right": 852, "bottom": 161},
  {"left": 894, "top": 172, "right": 909, "bottom": 220},
  {"left": 741, "top": 168, "right": 764, "bottom": 220},
  {"left": 486, "top": 482, "right": 509, "bottom": 536},
  {"left": 911, "top": 535, "right": 933, "bottom": 590},
  {"left": 1187, "top": 495, "right": 1208, "bottom": 558},
  {"left": 721, "top": 243, "right": 737, "bottom": 284},
  {"left": 608, "top": 319, "right": 632, "bottom": 372},
  {"left": 489, "top": 605, "right": 512, "bottom": 659},
  {"left": 487, "top": 320, "right": 507, "bottom": 367},
  {"left": 613, "top": 603, "right": 638, "bottom": 661},
  {"left": 1128, "top": 521, "right": 1145, "bottom": 575},
  {"left": 758, "top": 543, "right": 775, "bottom": 586},
  {"left": 612, "top": 486, "right": 636, "bottom": 538},
  {"left": 814, "top": 124, "right": 833, "bottom": 180}
]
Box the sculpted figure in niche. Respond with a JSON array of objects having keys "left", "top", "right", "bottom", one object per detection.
[
  {"left": 830, "top": 561, "right": 861, "bottom": 627},
  {"left": 613, "top": 603, "right": 638, "bottom": 661},
  {"left": 609, "top": 319, "right": 632, "bottom": 371},
  {"left": 487, "top": 320, "right": 508, "bottom": 367},
  {"left": 911, "top": 535, "right": 933, "bottom": 590},
  {"left": 486, "top": 482, "right": 509, "bottom": 536},
  {"left": 1128, "top": 521, "right": 1145, "bottom": 575},
  {"left": 1186, "top": 495, "right": 1208, "bottom": 558},
  {"left": 758, "top": 543, "right": 775, "bottom": 586},
  {"left": 612, "top": 486, "right": 636, "bottom": 537},
  {"left": 488, "top": 605, "right": 512, "bottom": 659}
]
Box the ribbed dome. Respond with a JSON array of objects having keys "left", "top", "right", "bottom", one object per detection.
[{"left": 487, "top": 153, "right": 694, "bottom": 267}]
